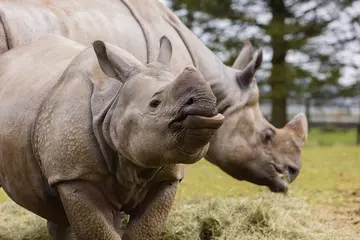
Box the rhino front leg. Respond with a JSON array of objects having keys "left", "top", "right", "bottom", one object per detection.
[
  {"left": 122, "top": 180, "right": 179, "bottom": 240},
  {"left": 57, "top": 180, "right": 122, "bottom": 240}
]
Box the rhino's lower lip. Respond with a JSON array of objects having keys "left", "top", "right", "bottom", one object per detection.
[
  {"left": 269, "top": 176, "right": 289, "bottom": 193},
  {"left": 183, "top": 113, "right": 225, "bottom": 129},
  {"left": 268, "top": 165, "right": 290, "bottom": 193}
]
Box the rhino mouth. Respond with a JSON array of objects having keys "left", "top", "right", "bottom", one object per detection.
[
  {"left": 269, "top": 165, "right": 296, "bottom": 193},
  {"left": 170, "top": 108, "right": 224, "bottom": 130},
  {"left": 183, "top": 113, "right": 224, "bottom": 129}
]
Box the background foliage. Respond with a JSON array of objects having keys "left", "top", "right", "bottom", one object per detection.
[{"left": 165, "top": 0, "right": 360, "bottom": 128}]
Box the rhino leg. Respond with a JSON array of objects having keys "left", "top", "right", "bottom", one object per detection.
[
  {"left": 122, "top": 180, "right": 178, "bottom": 240},
  {"left": 57, "top": 180, "right": 121, "bottom": 240},
  {"left": 47, "top": 221, "right": 75, "bottom": 240}
]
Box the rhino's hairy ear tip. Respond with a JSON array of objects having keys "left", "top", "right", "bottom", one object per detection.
[
  {"left": 93, "top": 40, "right": 106, "bottom": 57},
  {"left": 255, "top": 47, "right": 263, "bottom": 70},
  {"left": 244, "top": 40, "right": 253, "bottom": 48},
  {"left": 232, "top": 40, "right": 254, "bottom": 70},
  {"left": 286, "top": 112, "right": 308, "bottom": 143},
  {"left": 93, "top": 40, "right": 119, "bottom": 79}
]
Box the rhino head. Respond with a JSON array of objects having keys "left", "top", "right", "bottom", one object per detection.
[
  {"left": 93, "top": 36, "right": 224, "bottom": 168},
  {"left": 206, "top": 42, "right": 308, "bottom": 192}
]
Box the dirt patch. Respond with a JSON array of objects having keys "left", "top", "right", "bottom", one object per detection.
[{"left": 314, "top": 188, "right": 360, "bottom": 233}]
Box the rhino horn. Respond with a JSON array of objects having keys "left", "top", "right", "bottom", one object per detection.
[
  {"left": 284, "top": 113, "right": 308, "bottom": 146},
  {"left": 93, "top": 40, "right": 142, "bottom": 83},
  {"left": 232, "top": 40, "right": 254, "bottom": 70},
  {"left": 236, "top": 47, "right": 263, "bottom": 88},
  {"left": 157, "top": 36, "right": 173, "bottom": 65}
]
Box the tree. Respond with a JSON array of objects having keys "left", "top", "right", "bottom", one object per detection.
[{"left": 165, "top": 0, "right": 359, "bottom": 127}]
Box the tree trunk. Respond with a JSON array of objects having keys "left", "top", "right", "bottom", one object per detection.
[
  {"left": 268, "top": 0, "right": 290, "bottom": 128},
  {"left": 270, "top": 74, "right": 288, "bottom": 127}
]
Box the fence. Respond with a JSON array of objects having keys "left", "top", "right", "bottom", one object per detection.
[
  {"left": 259, "top": 97, "right": 360, "bottom": 145},
  {"left": 259, "top": 98, "right": 360, "bottom": 127}
]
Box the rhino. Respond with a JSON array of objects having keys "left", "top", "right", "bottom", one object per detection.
[
  {"left": 0, "top": 0, "right": 308, "bottom": 192},
  {"left": 0, "top": 34, "right": 225, "bottom": 239}
]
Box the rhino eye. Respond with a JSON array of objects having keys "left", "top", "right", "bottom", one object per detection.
[
  {"left": 261, "top": 128, "right": 275, "bottom": 145},
  {"left": 149, "top": 99, "right": 161, "bottom": 108}
]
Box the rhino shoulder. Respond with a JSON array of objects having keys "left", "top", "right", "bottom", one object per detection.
[{"left": 31, "top": 42, "right": 110, "bottom": 187}]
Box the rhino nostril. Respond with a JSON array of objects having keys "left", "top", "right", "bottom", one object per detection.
[
  {"left": 287, "top": 166, "right": 299, "bottom": 180},
  {"left": 185, "top": 97, "right": 194, "bottom": 106}
]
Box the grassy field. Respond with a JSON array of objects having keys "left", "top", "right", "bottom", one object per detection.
[{"left": 0, "top": 128, "right": 359, "bottom": 239}]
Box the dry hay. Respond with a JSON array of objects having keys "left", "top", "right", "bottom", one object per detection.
[
  {"left": 0, "top": 193, "right": 357, "bottom": 240},
  {"left": 0, "top": 201, "right": 48, "bottom": 240}
]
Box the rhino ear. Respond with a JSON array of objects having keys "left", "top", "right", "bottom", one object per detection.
[
  {"left": 285, "top": 113, "right": 308, "bottom": 146},
  {"left": 232, "top": 40, "right": 253, "bottom": 70},
  {"left": 236, "top": 48, "right": 262, "bottom": 88},
  {"left": 93, "top": 40, "right": 141, "bottom": 83},
  {"left": 157, "top": 36, "right": 172, "bottom": 65}
]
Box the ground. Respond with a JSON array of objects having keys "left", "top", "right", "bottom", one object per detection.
[{"left": 0, "top": 128, "right": 359, "bottom": 239}]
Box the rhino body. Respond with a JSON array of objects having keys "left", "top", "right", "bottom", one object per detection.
[
  {"left": 0, "top": 0, "right": 308, "bottom": 192},
  {"left": 0, "top": 34, "right": 224, "bottom": 239}
]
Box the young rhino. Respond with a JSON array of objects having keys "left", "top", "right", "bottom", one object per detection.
[{"left": 0, "top": 35, "right": 224, "bottom": 240}]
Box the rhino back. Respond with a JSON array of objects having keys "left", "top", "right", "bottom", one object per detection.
[
  {"left": 0, "top": 0, "right": 196, "bottom": 74},
  {"left": 0, "top": 34, "right": 85, "bottom": 220},
  {"left": 0, "top": 0, "right": 147, "bottom": 61}
]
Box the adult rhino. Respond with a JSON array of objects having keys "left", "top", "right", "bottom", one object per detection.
[
  {"left": 0, "top": 35, "right": 225, "bottom": 239},
  {"left": 0, "top": 0, "right": 308, "bottom": 192}
]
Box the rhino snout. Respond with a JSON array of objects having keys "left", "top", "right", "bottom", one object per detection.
[{"left": 176, "top": 93, "right": 218, "bottom": 121}]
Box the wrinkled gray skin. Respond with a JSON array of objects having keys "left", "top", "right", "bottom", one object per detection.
[
  {"left": 0, "top": 35, "right": 225, "bottom": 239},
  {"left": 0, "top": 0, "right": 308, "bottom": 192}
]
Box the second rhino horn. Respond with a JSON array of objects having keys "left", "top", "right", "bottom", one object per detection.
[{"left": 157, "top": 36, "right": 173, "bottom": 65}]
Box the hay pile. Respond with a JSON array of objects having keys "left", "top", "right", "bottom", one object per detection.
[
  {"left": 0, "top": 201, "right": 48, "bottom": 240},
  {"left": 0, "top": 193, "right": 357, "bottom": 240}
]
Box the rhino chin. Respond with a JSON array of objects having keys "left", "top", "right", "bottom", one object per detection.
[
  {"left": 177, "top": 144, "right": 209, "bottom": 164},
  {"left": 269, "top": 179, "right": 289, "bottom": 193},
  {"left": 268, "top": 171, "right": 290, "bottom": 193}
]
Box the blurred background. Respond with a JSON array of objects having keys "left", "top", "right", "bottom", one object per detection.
[{"left": 162, "top": 0, "right": 360, "bottom": 146}]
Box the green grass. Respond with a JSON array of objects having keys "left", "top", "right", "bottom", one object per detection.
[
  {"left": 0, "top": 191, "right": 7, "bottom": 203},
  {"left": 176, "top": 146, "right": 360, "bottom": 205},
  {"left": 307, "top": 128, "right": 357, "bottom": 146}
]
